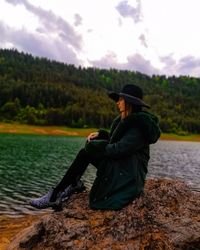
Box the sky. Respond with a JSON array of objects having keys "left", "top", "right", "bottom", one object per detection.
[{"left": 1, "top": 0, "right": 200, "bottom": 77}]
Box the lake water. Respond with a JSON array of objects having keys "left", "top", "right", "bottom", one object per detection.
[{"left": 0, "top": 133, "right": 199, "bottom": 217}]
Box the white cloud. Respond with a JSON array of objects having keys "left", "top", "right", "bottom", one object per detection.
[
  {"left": 0, "top": 20, "right": 82, "bottom": 65},
  {"left": 1, "top": 0, "right": 200, "bottom": 77},
  {"left": 5, "top": 0, "right": 82, "bottom": 50},
  {"left": 139, "top": 34, "right": 148, "bottom": 48},
  {"left": 74, "top": 14, "right": 82, "bottom": 27},
  {"left": 116, "top": 0, "right": 142, "bottom": 23},
  {"left": 90, "top": 52, "right": 158, "bottom": 75},
  {"left": 141, "top": 0, "right": 200, "bottom": 59},
  {"left": 161, "top": 54, "right": 200, "bottom": 77}
]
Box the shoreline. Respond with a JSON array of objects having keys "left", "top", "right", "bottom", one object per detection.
[
  {"left": 0, "top": 213, "right": 48, "bottom": 250},
  {"left": 0, "top": 122, "right": 200, "bottom": 142}
]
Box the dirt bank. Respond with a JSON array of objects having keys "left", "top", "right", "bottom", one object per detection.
[
  {"left": 7, "top": 178, "right": 200, "bottom": 250},
  {"left": 0, "top": 214, "right": 47, "bottom": 250}
]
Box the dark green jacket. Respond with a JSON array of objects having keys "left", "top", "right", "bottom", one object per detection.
[{"left": 85, "top": 111, "right": 161, "bottom": 210}]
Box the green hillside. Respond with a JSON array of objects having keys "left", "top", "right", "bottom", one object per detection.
[{"left": 0, "top": 49, "right": 200, "bottom": 134}]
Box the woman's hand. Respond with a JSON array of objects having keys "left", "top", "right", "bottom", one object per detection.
[{"left": 87, "top": 132, "right": 99, "bottom": 142}]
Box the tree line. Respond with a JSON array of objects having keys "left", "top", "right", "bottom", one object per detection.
[{"left": 0, "top": 49, "right": 200, "bottom": 134}]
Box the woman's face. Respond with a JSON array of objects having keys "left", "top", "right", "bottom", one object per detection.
[
  {"left": 117, "top": 97, "right": 125, "bottom": 114},
  {"left": 117, "top": 97, "right": 133, "bottom": 119}
]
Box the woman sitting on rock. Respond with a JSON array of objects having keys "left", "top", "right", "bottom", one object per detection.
[{"left": 30, "top": 84, "right": 161, "bottom": 210}]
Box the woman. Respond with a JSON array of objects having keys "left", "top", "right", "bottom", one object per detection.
[{"left": 30, "top": 84, "right": 161, "bottom": 210}]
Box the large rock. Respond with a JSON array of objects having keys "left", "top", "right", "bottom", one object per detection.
[{"left": 7, "top": 178, "right": 200, "bottom": 250}]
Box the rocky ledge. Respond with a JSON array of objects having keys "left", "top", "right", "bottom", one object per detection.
[{"left": 8, "top": 178, "right": 200, "bottom": 250}]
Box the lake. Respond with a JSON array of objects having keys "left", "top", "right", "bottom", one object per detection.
[{"left": 0, "top": 133, "right": 199, "bottom": 217}]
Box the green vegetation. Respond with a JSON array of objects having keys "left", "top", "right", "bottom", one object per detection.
[{"left": 0, "top": 49, "right": 200, "bottom": 134}]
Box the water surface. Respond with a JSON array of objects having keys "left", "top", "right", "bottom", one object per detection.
[{"left": 0, "top": 134, "right": 199, "bottom": 216}]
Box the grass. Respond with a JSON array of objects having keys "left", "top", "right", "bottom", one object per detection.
[
  {"left": 0, "top": 122, "right": 200, "bottom": 142},
  {"left": 0, "top": 122, "right": 95, "bottom": 137},
  {"left": 160, "top": 133, "right": 200, "bottom": 142}
]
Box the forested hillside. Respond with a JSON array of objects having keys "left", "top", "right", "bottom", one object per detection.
[{"left": 0, "top": 49, "right": 200, "bottom": 133}]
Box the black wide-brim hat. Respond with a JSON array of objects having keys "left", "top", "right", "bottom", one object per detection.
[{"left": 108, "top": 84, "right": 150, "bottom": 109}]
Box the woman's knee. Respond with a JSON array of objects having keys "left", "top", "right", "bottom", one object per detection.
[{"left": 78, "top": 148, "right": 87, "bottom": 155}]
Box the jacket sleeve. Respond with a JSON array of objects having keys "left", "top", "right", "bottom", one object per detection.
[
  {"left": 104, "top": 127, "right": 145, "bottom": 159},
  {"left": 98, "top": 129, "right": 109, "bottom": 140}
]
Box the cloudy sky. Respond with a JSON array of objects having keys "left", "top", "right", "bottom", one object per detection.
[{"left": 1, "top": 0, "right": 200, "bottom": 77}]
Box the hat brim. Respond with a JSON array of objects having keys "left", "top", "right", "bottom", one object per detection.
[{"left": 108, "top": 92, "right": 150, "bottom": 109}]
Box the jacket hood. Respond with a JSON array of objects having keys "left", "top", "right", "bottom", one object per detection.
[
  {"left": 132, "top": 111, "right": 161, "bottom": 144},
  {"left": 110, "top": 111, "right": 161, "bottom": 144}
]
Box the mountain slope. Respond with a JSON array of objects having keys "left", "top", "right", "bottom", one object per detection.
[{"left": 0, "top": 49, "right": 200, "bottom": 133}]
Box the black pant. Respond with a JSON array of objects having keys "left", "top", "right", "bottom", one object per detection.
[{"left": 50, "top": 148, "right": 98, "bottom": 201}]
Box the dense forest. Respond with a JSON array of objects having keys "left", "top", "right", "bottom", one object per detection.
[{"left": 0, "top": 49, "right": 200, "bottom": 134}]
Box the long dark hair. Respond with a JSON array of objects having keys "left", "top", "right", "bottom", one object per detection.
[{"left": 125, "top": 102, "right": 142, "bottom": 114}]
